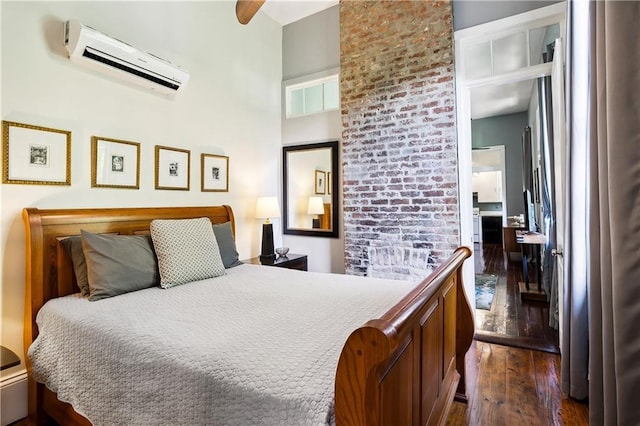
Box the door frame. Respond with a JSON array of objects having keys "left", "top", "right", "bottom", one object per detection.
[{"left": 454, "top": 2, "right": 566, "bottom": 316}]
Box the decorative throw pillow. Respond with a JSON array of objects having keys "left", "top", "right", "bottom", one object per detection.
[
  {"left": 150, "top": 217, "right": 225, "bottom": 288},
  {"left": 212, "top": 221, "right": 243, "bottom": 268},
  {"left": 80, "top": 230, "right": 160, "bottom": 301},
  {"left": 60, "top": 236, "right": 90, "bottom": 297}
]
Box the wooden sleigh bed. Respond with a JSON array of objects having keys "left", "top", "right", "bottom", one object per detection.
[{"left": 22, "top": 205, "right": 473, "bottom": 426}]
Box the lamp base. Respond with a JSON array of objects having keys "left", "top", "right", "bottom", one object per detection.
[
  {"left": 312, "top": 218, "right": 320, "bottom": 229},
  {"left": 260, "top": 222, "right": 275, "bottom": 262},
  {"left": 259, "top": 253, "right": 277, "bottom": 264}
]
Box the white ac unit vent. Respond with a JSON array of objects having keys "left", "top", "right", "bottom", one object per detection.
[{"left": 64, "top": 20, "right": 190, "bottom": 95}]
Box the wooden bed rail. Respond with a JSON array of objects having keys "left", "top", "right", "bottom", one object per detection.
[{"left": 335, "top": 247, "right": 473, "bottom": 425}]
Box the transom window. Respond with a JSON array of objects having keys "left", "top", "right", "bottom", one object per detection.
[{"left": 285, "top": 74, "right": 339, "bottom": 118}]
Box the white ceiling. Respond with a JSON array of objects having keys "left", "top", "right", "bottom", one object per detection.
[
  {"left": 466, "top": 23, "right": 558, "bottom": 119},
  {"left": 261, "top": 0, "right": 338, "bottom": 26},
  {"left": 470, "top": 79, "right": 536, "bottom": 120}
]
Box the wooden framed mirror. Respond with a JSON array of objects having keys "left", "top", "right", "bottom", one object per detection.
[{"left": 283, "top": 141, "right": 339, "bottom": 238}]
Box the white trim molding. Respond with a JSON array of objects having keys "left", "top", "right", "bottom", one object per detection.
[{"left": 1, "top": 369, "right": 28, "bottom": 426}]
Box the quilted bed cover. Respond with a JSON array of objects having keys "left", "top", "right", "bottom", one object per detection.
[{"left": 29, "top": 263, "right": 415, "bottom": 426}]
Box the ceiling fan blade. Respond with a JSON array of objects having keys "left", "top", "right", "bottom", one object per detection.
[{"left": 236, "top": 0, "right": 266, "bottom": 25}]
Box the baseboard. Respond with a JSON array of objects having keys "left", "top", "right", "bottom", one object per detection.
[
  {"left": 1, "top": 370, "right": 28, "bottom": 426},
  {"left": 474, "top": 331, "right": 560, "bottom": 354}
]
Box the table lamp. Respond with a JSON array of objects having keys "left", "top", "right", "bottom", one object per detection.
[
  {"left": 255, "top": 196, "right": 280, "bottom": 262},
  {"left": 307, "top": 196, "right": 324, "bottom": 229}
]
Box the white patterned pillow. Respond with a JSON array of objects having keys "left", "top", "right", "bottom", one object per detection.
[{"left": 150, "top": 217, "right": 225, "bottom": 288}]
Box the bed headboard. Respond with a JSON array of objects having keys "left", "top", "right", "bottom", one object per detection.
[{"left": 22, "top": 205, "right": 235, "bottom": 352}]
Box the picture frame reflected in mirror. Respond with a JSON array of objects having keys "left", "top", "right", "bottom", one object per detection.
[{"left": 314, "top": 170, "right": 326, "bottom": 194}]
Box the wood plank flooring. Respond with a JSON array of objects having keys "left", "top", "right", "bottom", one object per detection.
[
  {"left": 473, "top": 243, "right": 559, "bottom": 353},
  {"left": 452, "top": 246, "right": 588, "bottom": 425},
  {"left": 447, "top": 341, "right": 589, "bottom": 425}
]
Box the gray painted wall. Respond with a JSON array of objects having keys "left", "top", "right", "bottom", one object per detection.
[
  {"left": 472, "top": 112, "right": 528, "bottom": 216},
  {"left": 452, "top": 0, "right": 561, "bottom": 30},
  {"left": 282, "top": 5, "right": 339, "bottom": 79},
  {"left": 281, "top": 5, "right": 344, "bottom": 273}
]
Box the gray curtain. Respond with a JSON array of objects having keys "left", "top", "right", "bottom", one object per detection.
[
  {"left": 562, "top": 0, "right": 590, "bottom": 401},
  {"left": 564, "top": 0, "right": 640, "bottom": 423},
  {"left": 538, "top": 73, "right": 557, "bottom": 328}
]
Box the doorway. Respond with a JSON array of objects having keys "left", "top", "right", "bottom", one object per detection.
[{"left": 455, "top": 3, "right": 565, "bottom": 351}]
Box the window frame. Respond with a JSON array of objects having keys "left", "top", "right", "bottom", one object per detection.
[{"left": 284, "top": 70, "right": 340, "bottom": 119}]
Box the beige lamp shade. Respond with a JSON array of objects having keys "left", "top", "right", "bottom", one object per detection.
[
  {"left": 307, "top": 196, "right": 324, "bottom": 215},
  {"left": 256, "top": 196, "right": 281, "bottom": 223}
]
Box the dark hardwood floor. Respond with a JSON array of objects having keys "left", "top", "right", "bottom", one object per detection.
[
  {"left": 473, "top": 242, "right": 559, "bottom": 353},
  {"left": 449, "top": 243, "right": 586, "bottom": 424},
  {"left": 447, "top": 340, "right": 589, "bottom": 425}
]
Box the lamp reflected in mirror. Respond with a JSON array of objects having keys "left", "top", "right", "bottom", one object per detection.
[{"left": 307, "top": 196, "right": 324, "bottom": 229}]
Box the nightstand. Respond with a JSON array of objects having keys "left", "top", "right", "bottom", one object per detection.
[{"left": 243, "top": 254, "right": 308, "bottom": 271}]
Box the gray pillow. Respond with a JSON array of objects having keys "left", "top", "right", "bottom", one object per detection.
[
  {"left": 60, "top": 236, "right": 90, "bottom": 297},
  {"left": 80, "top": 230, "right": 159, "bottom": 301},
  {"left": 150, "top": 217, "right": 226, "bottom": 289},
  {"left": 212, "top": 221, "right": 243, "bottom": 268}
]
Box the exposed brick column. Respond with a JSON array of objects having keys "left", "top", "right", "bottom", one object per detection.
[{"left": 340, "top": 0, "right": 460, "bottom": 278}]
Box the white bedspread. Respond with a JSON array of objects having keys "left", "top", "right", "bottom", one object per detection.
[{"left": 29, "top": 264, "right": 416, "bottom": 426}]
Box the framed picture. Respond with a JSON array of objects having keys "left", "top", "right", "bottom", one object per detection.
[
  {"left": 201, "top": 153, "right": 229, "bottom": 192},
  {"left": 315, "top": 170, "right": 326, "bottom": 194},
  {"left": 327, "top": 171, "right": 332, "bottom": 195},
  {"left": 155, "top": 145, "right": 190, "bottom": 190},
  {"left": 2, "top": 120, "right": 71, "bottom": 185},
  {"left": 91, "top": 136, "right": 140, "bottom": 189}
]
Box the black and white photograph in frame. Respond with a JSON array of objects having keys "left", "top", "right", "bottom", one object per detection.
[
  {"left": 201, "top": 153, "right": 229, "bottom": 192},
  {"left": 111, "top": 155, "right": 124, "bottom": 172},
  {"left": 155, "top": 145, "right": 190, "bottom": 190},
  {"left": 30, "top": 145, "right": 48, "bottom": 166},
  {"left": 2, "top": 120, "right": 71, "bottom": 185},
  {"left": 91, "top": 136, "right": 140, "bottom": 189},
  {"left": 314, "top": 170, "right": 326, "bottom": 195}
]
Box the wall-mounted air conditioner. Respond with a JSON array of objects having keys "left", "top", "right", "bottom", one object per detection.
[{"left": 64, "top": 20, "right": 190, "bottom": 95}]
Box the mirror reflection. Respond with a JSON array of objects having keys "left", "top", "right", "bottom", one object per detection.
[{"left": 283, "top": 141, "right": 339, "bottom": 238}]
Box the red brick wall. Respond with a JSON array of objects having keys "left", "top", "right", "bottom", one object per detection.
[{"left": 340, "top": 1, "right": 459, "bottom": 278}]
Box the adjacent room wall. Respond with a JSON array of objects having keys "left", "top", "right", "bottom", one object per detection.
[
  {"left": 471, "top": 112, "right": 528, "bottom": 216},
  {"left": 340, "top": 1, "right": 459, "bottom": 279},
  {"left": 281, "top": 5, "right": 344, "bottom": 273},
  {"left": 452, "top": 0, "right": 561, "bottom": 30},
  {"left": 282, "top": 5, "right": 339, "bottom": 81},
  {"left": 1, "top": 1, "right": 282, "bottom": 375}
]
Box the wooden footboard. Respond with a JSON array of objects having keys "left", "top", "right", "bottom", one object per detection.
[{"left": 335, "top": 247, "right": 473, "bottom": 425}]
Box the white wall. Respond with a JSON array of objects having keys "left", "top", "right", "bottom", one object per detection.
[
  {"left": 0, "top": 1, "right": 282, "bottom": 376},
  {"left": 282, "top": 107, "right": 343, "bottom": 273}
]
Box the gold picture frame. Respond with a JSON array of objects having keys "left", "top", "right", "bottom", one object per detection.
[
  {"left": 155, "top": 145, "right": 190, "bottom": 190},
  {"left": 201, "top": 153, "right": 229, "bottom": 192},
  {"left": 2, "top": 120, "right": 71, "bottom": 185},
  {"left": 91, "top": 136, "right": 140, "bottom": 189}
]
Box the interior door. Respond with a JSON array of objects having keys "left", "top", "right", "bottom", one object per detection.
[{"left": 551, "top": 38, "right": 566, "bottom": 349}]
